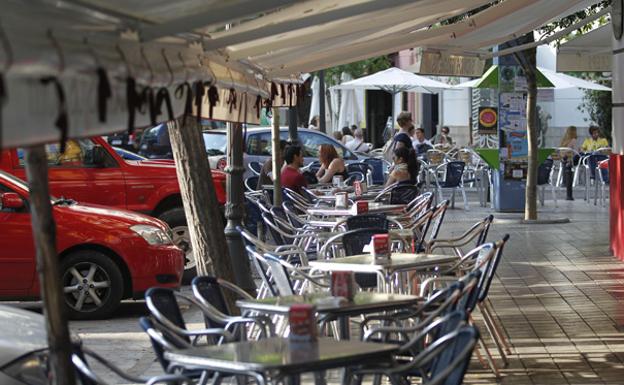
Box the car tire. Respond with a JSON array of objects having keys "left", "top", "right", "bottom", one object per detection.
[
  {"left": 60, "top": 250, "right": 124, "bottom": 320},
  {"left": 159, "top": 207, "right": 199, "bottom": 284}
]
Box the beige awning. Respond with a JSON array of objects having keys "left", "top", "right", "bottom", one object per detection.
[
  {"left": 0, "top": 0, "right": 606, "bottom": 148},
  {"left": 556, "top": 24, "right": 612, "bottom": 72}
]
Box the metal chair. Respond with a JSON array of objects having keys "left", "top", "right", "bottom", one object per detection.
[
  {"left": 346, "top": 213, "right": 389, "bottom": 230},
  {"left": 248, "top": 161, "right": 262, "bottom": 176},
  {"left": 596, "top": 159, "right": 609, "bottom": 206},
  {"left": 144, "top": 287, "right": 236, "bottom": 346},
  {"left": 191, "top": 275, "right": 274, "bottom": 338},
  {"left": 72, "top": 343, "right": 191, "bottom": 385},
  {"left": 583, "top": 154, "right": 608, "bottom": 202},
  {"left": 537, "top": 158, "right": 556, "bottom": 207},
  {"left": 363, "top": 158, "right": 387, "bottom": 185},
  {"left": 433, "top": 161, "right": 468, "bottom": 210},
  {"left": 427, "top": 215, "right": 494, "bottom": 258},
  {"left": 244, "top": 175, "right": 260, "bottom": 192}
]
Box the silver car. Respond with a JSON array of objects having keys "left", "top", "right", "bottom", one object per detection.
[
  {"left": 204, "top": 127, "right": 371, "bottom": 178},
  {"left": 0, "top": 305, "right": 49, "bottom": 384}
]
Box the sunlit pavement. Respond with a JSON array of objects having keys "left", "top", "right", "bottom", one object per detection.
[{"left": 69, "top": 196, "right": 619, "bottom": 384}]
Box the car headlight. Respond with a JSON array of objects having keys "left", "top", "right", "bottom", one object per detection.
[
  {"left": 130, "top": 225, "right": 173, "bottom": 245},
  {"left": 2, "top": 350, "right": 49, "bottom": 385}
]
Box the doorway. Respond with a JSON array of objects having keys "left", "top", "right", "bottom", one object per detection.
[{"left": 365, "top": 90, "right": 392, "bottom": 148}]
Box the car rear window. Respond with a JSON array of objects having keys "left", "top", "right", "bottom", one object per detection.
[{"left": 202, "top": 132, "right": 227, "bottom": 156}]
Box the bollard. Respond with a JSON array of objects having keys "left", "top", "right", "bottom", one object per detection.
[{"left": 564, "top": 156, "right": 574, "bottom": 200}]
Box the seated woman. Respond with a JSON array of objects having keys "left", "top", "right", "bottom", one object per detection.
[
  {"left": 385, "top": 146, "right": 419, "bottom": 187},
  {"left": 316, "top": 144, "right": 348, "bottom": 184}
]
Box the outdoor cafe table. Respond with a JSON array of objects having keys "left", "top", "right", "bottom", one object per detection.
[
  {"left": 306, "top": 203, "right": 405, "bottom": 217},
  {"left": 237, "top": 292, "right": 421, "bottom": 340},
  {"left": 309, "top": 253, "right": 459, "bottom": 292},
  {"left": 164, "top": 337, "right": 398, "bottom": 385}
]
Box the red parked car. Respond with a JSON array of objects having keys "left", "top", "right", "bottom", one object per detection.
[
  {"left": 0, "top": 137, "right": 226, "bottom": 279},
  {"left": 0, "top": 171, "right": 184, "bottom": 319}
]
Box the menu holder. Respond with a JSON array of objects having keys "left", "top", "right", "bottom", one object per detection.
[
  {"left": 353, "top": 181, "right": 362, "bottom": 197},
  {"left": 330, "top": 271, "right": 356, "bottom": 301},
  {"left": 354, "top": 200, "right": 369, "bottom": 214},
  {"left": 372, "top": 234, "right": 391, "bottom": 262},
  {"left": 289, "top": 304, "right": 318, "bottom": 342},
  {"left": 335, "top": 192, "right": 348, "bottom": 208}
]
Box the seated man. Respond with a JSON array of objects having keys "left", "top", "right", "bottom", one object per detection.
[
  {"left": 280, "top": 145, "right": 308, "bottom": 194},
  {"left": 345, "top": 128, "right": 370, "bottom": 153}
]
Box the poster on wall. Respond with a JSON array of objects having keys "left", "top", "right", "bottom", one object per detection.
[
  {"left": 499, "top": 92, "right": 528, "bottom": 159},
  {"left": 478, "top": 107, "right": 498, "bottom": 134}
]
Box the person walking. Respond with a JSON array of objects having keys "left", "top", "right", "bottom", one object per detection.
[{"left": 383, "top": 111, "right": 414, "bottom": 162}]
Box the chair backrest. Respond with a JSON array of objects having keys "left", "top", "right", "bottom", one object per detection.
[
  {"left": 248, "top": 161, "right": 263, "bottom": 175},
  {"left": 342, "top": 228, "right": 389, "bottom": 256},
  {"left": 389, "top": 184, "right": 420, "bottom": 204},
  {"left": 264, "top": 254, "right": 295, "bottom": 296},
  {"left": 457, "top": 270, "right": 482, "bottom": 313},
  {"left": 244, "top": 176, "right": 260, "bottom": 192},
  {"left": 478, "top": 234, "right": 509, "bottom": 303},
  {"left": 345, "top": 171, "right": 365, "bottom": 185},
  {"left": 139, "top": 316, "right": 190, "bottom": 371},
  {"left": 144, "top": 288, "right": 190, "bottom": 343},
  {"left": 282, "top": 201, "right": 307, "bottom": 227},
  {"left": 426, "top": 200, "right": 450, "bottom": 244},
  {"left": 476, "top": 214, "right": 494, "bottom": 246},
  {"left": 363, "top": 158, "right": 385, "bottom": 185},
  {"left": 426, "top": 326, "right": 479, "bottom": 385},
  {"left": 261, "top": 212, "right": 286, "bottom": 245},
  {"left": 537, "top": 159, "right": 553, "bottom": 185},
  {"left": 442, "top": 161, "right": 465, "bottom": 188},
  {"left": 347, "top": 162, "right": 371, "bottom": 175},
  {"left": 345, "top": 213, "right": 389, "bottom": 230},
  {"left": 406, "top": 192, "right": 434, "bottom": 213},
  {"left": 427, "top": 149, "right": 446, "bottom": 165},
  {"left": 246, "top": 245, "right": 278, "bottom": 296},
  {"left": 191, "top": 276, "right": 230, "bottom": 329},
  {"left": 588, "top": 154, "right": 608, "bottom": 179}
]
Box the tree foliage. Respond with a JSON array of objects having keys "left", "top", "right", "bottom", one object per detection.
[
  {"left": 320, "top": 56, "right": 392, "bottom": 86},
  {"left": 578, "top": 75, "right": 612, "bottom": 141}
]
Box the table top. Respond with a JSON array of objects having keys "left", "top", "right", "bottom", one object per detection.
[
  {"left": 309, "top": 253, "right": 458, "bottom": 274},
  {"left": 237, "top": 292, "right": 420, "bottom": 316},
  {"left": 306, "top": 203, "right": 405, "bottom": 217},
  {"left": 164, "top": 337, "right": 397, "bottom": 373}
]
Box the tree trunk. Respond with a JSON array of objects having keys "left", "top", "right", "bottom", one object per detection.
[
  {"left": 168, "top": 118, "right": 238, "bottom": 308},
  {"left": 24, "top": 146, "right": 76, "bottom": 385},
  {"left": 517, "top": 48, "right": 539, "bottom": 221}
]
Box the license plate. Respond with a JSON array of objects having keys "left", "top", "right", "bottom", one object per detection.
[{"left": 111, "top": 140, "right": 122, "bottom": 145}]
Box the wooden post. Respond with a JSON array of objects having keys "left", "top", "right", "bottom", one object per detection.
[
  {"left": 272, "top": 107, "right": 283, "bottom": 206},
  {"left": 24, "top": 145, "right": 75, "bottom": 385},
  {"left": 168, "top": 119, "right": 239, "bottom": 307}
]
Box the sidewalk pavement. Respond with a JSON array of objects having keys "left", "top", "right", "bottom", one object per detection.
[{"left": 71, "top": 199, "right": 619, "bottom": 384}]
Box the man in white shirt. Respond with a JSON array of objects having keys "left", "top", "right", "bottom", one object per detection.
[
  {"left": 346, "top": 128, "right": 370, "bottom": 153},
  {"left": 412, "top": 127, "right": 432, "bottom": 156}
]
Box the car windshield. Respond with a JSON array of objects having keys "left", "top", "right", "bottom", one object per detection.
[
  {"left": 0, "top": 170, "right": 29, "bottom": 193},
  {"left": 203, "top": 132, "right": 227, "bottom": 156}
]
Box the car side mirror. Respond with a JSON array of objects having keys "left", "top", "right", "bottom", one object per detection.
[
  {"left": 0, "top": 192, "right": 24, "bottom": 210},
  {"left": 91, "top": 145, "right": 107, "bottom": 166}
]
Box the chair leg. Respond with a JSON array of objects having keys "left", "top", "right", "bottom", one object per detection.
[
  {"left": 484, "top": 300, "right": 513, "bottom": 355},
  {"left": 477, "top": 305, "right": 509, "bottom": 367},
  {"left": 450, "top": 189, "right": 456, "bottom": 208},
  {"left": 478, "top": 335, "right": 502, "bottom": 379},
  {"left": 461, "top": 187, "right": 469, "bottom": 211}
]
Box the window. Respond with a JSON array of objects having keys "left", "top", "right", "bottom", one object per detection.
[
  {"left": 246, "top": 131, "right": 288, "bottom": 155},
  {"left": 299, "top": 132, "right": 346, "bottom": 159},
  {"left": 18, "top": 139, "right": 100, "bottom": 168},
  {"left": 202, "top": 133, "right": 227, "bottom": 156}
]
